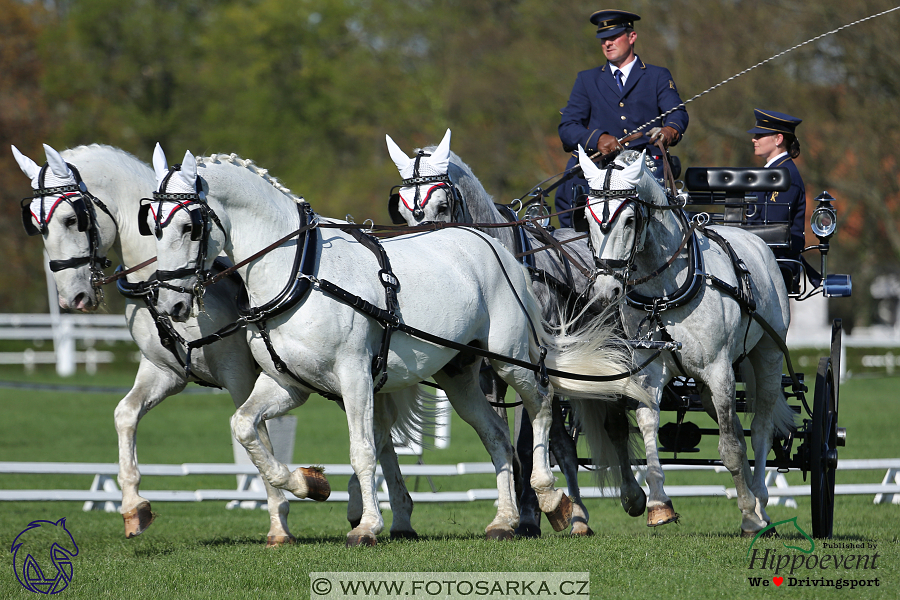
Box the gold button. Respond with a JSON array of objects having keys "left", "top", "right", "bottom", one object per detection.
[
  {"left": 624, "top": 142, "right": 630, "bottom": 147},
  {"left": 620, "top": 115, "right": 626, "bottom": 120},
  {"left": 619, "top": 102, "right": 625, "bottom": 107}
]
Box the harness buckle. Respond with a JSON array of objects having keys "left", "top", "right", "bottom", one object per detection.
[{"left": 378, "top": 269, "right": 400, "bottom": 291}]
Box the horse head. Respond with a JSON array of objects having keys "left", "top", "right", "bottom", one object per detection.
[
  {"left": 11, "top": 144, "right": 116, "bottom": 311},
  {"left": 143, "top": 143, "right": 223, "bottom": 322},
  {"left": 386, "top": 129, "right": 468, "bottom": 224}
]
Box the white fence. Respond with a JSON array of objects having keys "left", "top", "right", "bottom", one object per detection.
[
  {"left": 1, "top": 459, "right": 898, "bottom": 511},
  {"left": 0, "top": 313, "right": 131, "bottom": 375}
]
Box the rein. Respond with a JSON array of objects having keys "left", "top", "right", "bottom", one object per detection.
[{"left": 96, "top": 257, "right": 157, "bottom": 286}]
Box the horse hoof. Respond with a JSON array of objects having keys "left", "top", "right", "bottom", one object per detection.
[
  {"left": 546, "top": 494, "right": 574, "bottom": 532},
  {"left": 570, "top": 525, "right": 595, "bottom": 537},
  {"left": 346, "top": 532, "right": 378, "bottom": 547},
  {"left": 266, "top": 534, "right": 296, "bottom": 548},
  {"left": 123, "top": 501, "right": 155, "bottom": 538},
  {"left": 390, "top": 530, "right": 419, "bottom": 540},
  {"left": 515, "top": 523, "right": 541, "bottom": 538},
  {"left": 485, "top": 527, "right": 515, "bottom": 541},
  {"left": 742, "top": 526, "right": 777, "bottom": 539},
  {"left": 622, "top": 488, "right": 647, "bottom": 517},
  {"left": 647, "top": 501, "right": 679, "bottom": 527},
  {"left": 299, "top": 466, "right": 331, "bottom": 501}
]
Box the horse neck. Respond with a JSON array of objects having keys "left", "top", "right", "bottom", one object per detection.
[
  {"left": 63, "top": 147, "right": 159, "bottom": 281},
  {"left": 449, "top": 159, "right": 519, "bottom": 252},
  {"left": 633, "top": 204, "right": 691, "bottom": 292},
  {"left": 201, "top": 163, "right": 302, "bottom": 300}
]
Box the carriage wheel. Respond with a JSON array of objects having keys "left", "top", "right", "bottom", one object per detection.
[{"left": 810, "top": 356, "right": 838, "bottom": 539}]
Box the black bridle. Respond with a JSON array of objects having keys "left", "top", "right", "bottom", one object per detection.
[
  {"left": 21, "top": 162, "right": 115, "bottom": 297},
  {"left": 387, "top": 150, "right": 465, "bottom": 224},
  {"left": 573, "top": 163, "right": 648, "bottom": 278},
  {"left": 138, "top": 164, "right": 225, "bottom": 304}
]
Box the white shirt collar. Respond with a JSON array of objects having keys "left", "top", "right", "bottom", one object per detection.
[
  {"left": 610, "top": 57, "right": 638, "bottom": 84},
  {"left": 765, "top": 151, "right": 789, "bottom": 168}
]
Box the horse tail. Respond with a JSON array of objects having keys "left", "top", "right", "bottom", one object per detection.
[
  {"left": 536, "top": 306, "right": 651, "bottom": 406},
  {"left": 375, "top": 385, "right": 443, "bottom": 452},
  {"left": 568, "top": 398, "right": 639, "bottom": 489}
]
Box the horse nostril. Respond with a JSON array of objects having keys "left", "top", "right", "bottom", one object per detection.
[{"left": 73, "top": 292, "right": 92, "bottom": 310}]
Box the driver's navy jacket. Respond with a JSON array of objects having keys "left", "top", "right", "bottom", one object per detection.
[
  {"left": 558, "top": 56, "right": 689, "bottom": 155},
  {"left": 555, "top": 56, "right": 688, "bottom": 227},
  {"left": 748, "top": 155, "right": 806, "bottom": 260}
]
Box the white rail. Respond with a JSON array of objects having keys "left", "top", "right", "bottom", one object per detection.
[
  {"left": 0, "top": 313, "right": 131, "bottom": 375},
  {"left": 1, "top": 459, "right": 898, "bottom": 510}
]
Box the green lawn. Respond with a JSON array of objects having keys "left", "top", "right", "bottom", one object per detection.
[{"left": 1, "top": 370, "right": 898, "bottom": 599}]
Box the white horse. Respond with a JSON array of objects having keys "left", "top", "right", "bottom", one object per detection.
[
  {"left": 11, "top": 143, "right": 427, "bottom": 544},
  {"left": 385, "top": 130, "right": 647, "bottom": 536},
  {"left": 148, "top": 144, "right": 648, "bottom": 545},
  {"left": 576, "top": 147, "right": 795, "bottom": 535}
]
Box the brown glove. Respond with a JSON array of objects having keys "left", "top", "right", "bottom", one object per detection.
[
  {"left": 648, "top": 126, "right": 680, "bottom": 148},
  {"left": 595, "top": 133, "right": 623, "bottom": 155}
]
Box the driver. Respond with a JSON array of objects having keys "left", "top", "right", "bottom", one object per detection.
[
  {"left": 747, "top": 109, "right": 806, "bottom": 290},
  {"left": 554, "top": 9, "right": 689, "bottom": 227}
]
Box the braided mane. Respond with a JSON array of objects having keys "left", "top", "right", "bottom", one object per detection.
[{"left": 196, "top": 153, "right": 304, "bottom": 203}]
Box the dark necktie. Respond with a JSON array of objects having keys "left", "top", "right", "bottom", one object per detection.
[{"left": 615, "top": 71, "right": 624, "bottom": 92}]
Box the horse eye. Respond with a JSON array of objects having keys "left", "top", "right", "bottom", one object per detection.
[
  {"left": 182, "top": 224, "right": 193, "bottom": 236},
  {"left": 63, "top": 216, "right": 78, "bottom": 228}
]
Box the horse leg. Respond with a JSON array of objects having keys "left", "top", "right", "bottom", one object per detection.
[
  {"left": 707, "top": 364, "right": 763, "bottom": 536},
  {"left": 497, "top": 365, "right": 571, "bottom": 532},
  {"left": 214, "top": 356, "right": 296, "bottom": 547},
  {"left": 230, "top": 374, "right": 330, "bottom": 508},
  {"left": 746, "top": 346, "right": 793, "bottom": 530},
  {"left": 373, "top": 395, "right": 417, "bottom": 539},
  {"left": 434, "top": 369, "right": 519, "bottom": 540},
  {"left": 346, "top": 395, "right": 415, "bottom": 538},
  {"left": 636, "top": 385, "right": 678, "bottom": 526},
  {"left": 513, "top": 403, "right": 542, "bottom": 537},
  {"left": 253, "top": 419, "right": 295, "bottom": 546},
  {"left": 115, "top": 358, "right": 185, "bottom": 538},
  {"left": 606, "top": 401, "right": 646, "bottom": 518},
  {"left": 550, "top": 398, "right": 593, "bottom": 536}
]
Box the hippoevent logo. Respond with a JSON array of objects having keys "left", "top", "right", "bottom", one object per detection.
[
  {"left": 10, "top": 518, "right": 79, "bottom": 594},
  {"left": 746, "top": 517, "right": 880, "bottom": 590}
]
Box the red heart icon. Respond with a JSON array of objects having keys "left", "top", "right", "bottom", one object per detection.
[{"left": 773, "top": 577, "right": 784, "bottom": 586}]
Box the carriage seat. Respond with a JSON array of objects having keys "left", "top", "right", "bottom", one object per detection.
[{"left": 683, "top": 167, "right": 792, "bottom": 247}]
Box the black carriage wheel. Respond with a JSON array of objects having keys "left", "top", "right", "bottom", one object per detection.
[{"left": 810, "top": 356, "right": 838, "bottom": 539}]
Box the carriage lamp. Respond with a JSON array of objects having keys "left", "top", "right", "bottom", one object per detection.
[
  {"left": 525, "top": 202, "right": 551, "bottom": 228},
  {"left": 810, "top": 191, "right": 837, "bottom": 241},
  {"left": 810, "top": 191, "right": 852, "bottom": 298}
]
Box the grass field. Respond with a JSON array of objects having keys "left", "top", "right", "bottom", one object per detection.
[{"left": 0, "top": 365, "right": 898, "bottom": 599}]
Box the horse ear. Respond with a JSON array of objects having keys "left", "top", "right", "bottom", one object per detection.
[
  {"left": 386, "top": 134, "right": 414, "bottom": 178},
  {"left": 429, "top": 128, "right": 452, "bottom": 175},
  {"left": 619, "top": 150, "right": 645, "bottom": 187},
  {"left": 11, "top": 145, "right": 41, "bottom": 182},
  {"left": 43, "top": 143, "right": 72, "bottom": 180},
  {"left": 152, "top": 143, "right": 169, "bottom": 188},
  {"left": 180, "top": 150, "right": 198, "bottom": 184},
  {"left": 577, "top": 145, "right": 604, "bottom": 189}
]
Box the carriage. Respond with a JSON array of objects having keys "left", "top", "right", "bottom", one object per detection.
[{"left": 558, "top": 160, "right": 851, "bottom": 539}]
